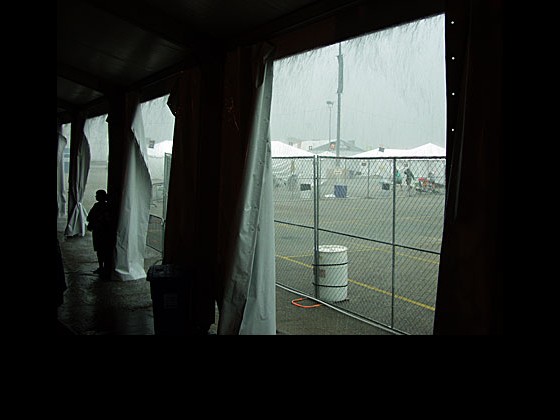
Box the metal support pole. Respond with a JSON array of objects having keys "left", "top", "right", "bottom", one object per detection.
[
  {"left": 391, "top": 158, "right": 397, "bottom": 328},
  {"left": 313, "top": 155, "right": 320, "bottom": 298},
  {"left": 367, "top": 159, "right": 371, "bottom": 198},
  {"left": 336, "top": 43, "right": 343, "bottom": 166},
  {"left": 327, "top": 101, "right": 333, "bottom": 141}
]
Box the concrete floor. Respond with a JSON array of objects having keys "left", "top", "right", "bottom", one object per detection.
[{"left": 56, "top": 216, "right": 394, "bottom": 335}]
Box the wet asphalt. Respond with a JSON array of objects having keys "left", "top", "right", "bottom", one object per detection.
[{"left": 57, "top": 217, "right": 392, "bottom": 335}]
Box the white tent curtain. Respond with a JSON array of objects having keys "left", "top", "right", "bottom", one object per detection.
[
  {"left": 82, "top": 115, "right": 109, "bottom": 216},
  {"left": 143, "top": 94, "right": 175, "bottom": 183},
  {"left": 113, "top": 104, "right": 152, "bottom": 281},
  {"left": 64, "top": 121, "right": 90, "bottom": 237},
  {"left": 218, "top": 50, "right": 276, "bottom": 335},
  {"left": 84, "top": 114, "right": 109, "bottom": 163},
  {"left": 57, "top": 127, "right": 67, "bottom": 218}
]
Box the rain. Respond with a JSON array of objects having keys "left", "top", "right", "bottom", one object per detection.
[{"left": 270, "top": 13, "right": 446, "bottom": 152}]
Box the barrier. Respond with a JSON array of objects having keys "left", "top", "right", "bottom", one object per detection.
[{"left": 314, "top": 245, "right": 348, "bottom": 302}]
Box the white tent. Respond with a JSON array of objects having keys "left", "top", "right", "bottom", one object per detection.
[
  {"left": 153, "top": 140, "right": 313, "bottom": 159},
  {"left": 147, "top": 140, "right": 173, "bottom": 181},
  {"left": 271, "top": 141, "right": 315, "bottom": 185},
  {"left": 147, "top": 140, "right": 173, "bottom": 157},
  {"left": 351, "top": 142, "right": 445, "bottom": 158},
  {"left": 271, "top": 140, "right": 314, "bottom": 157},
  {"left": 407, "top": 142, "right": 446, "bottom": 157},
  {"left": 349, "top": 142, "right": 446, "bottom": 183},
  {"left": 351, "top": 147, "right": 413, "bottom": 158}
]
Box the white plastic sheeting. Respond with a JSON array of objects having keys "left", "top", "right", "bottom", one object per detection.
[
  {"left": 143, "top": 95, "right": 175, "bottom": 184},
  {"left": 64, "top": 122, "right": 90, "bottom": 237},
  {"left": 57, "top": 128, "right": 67, "bottom": 217},
  {"left": 113, "top": 104, "right": 152, "bottom": 281},
  {"left": 218, "top": 51, "right": 276, "bottom": 335},
  {"left": 85, "top": 115, "right": 109, "bottom": 162}
]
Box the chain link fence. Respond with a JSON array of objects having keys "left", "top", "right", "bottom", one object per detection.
[
  {"left": 145, "top": 154, "right": 445, "bottom": 334},
  {"left": 146, "top": 152, "right": 172, "bottom": 253},
  {"left": 273, "top": 155, "right": 445, "bottom": 335}
]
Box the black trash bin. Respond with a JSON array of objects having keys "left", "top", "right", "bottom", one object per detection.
[{"left": 147, "top": 264, "right": 203, "bottom": 335}]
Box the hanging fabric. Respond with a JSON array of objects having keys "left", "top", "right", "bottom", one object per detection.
[
  {"left": 64, "top": 117, "right": 90, "bottom": 237},
  {"left": 217, "top": 43, "right": 277, "bottom": 335},
  {"left": 57, "top": 126, "right": 67, "bottom": 218},
  {"left": 84, "top": 115, "right": 109, "bottom": 164},
  {"left": 113, "top": 98, "right": 152, "bottom": 281},
  {"left": 434, "top": 0, "right": 502, "bottom": 334},
  {"left": 162, "top": 67, "right": 217, "bottom": 332}
]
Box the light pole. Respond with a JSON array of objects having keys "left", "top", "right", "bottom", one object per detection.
[
  {"left": 326, "top": 100, "right": 334, "bottom": 141},
  {"left": 336, "top": 43, "right": 343, "bottom": 166}
]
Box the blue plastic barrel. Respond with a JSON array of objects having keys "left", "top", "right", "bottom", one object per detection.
[{"left": 334, "top": 185, "right": 347, "bottom": 198}]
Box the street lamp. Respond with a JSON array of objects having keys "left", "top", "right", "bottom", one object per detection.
[{"left": 326, "top": 100, "right": 334, "bottom": 141}]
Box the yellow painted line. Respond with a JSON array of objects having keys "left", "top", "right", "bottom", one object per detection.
[
  {"left": 277, "top": 254, "right": 313, "bottom": 268},
  {"left": 278, "top": 245, "right": 439, "bottom": 265},
  {"left": 347, "top": 278, "right": 435, "bottom": 311},
  {"left": 276, "top": 254, "right": 435, "bottom": 311},
  {"left": 335, "top": 244, "right": 440, "bottom": 265}
]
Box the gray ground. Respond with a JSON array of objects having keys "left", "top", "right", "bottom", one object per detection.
[{"left": 59, "top": 162, "right": 441, "bottom": 334}]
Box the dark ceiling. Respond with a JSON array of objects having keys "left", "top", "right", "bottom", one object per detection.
[{"left": 57, "top": 0, "right": 367, "bottom": 118}]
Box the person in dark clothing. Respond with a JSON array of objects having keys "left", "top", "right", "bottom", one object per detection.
[
  {"left": 404, "top": 166, "right": 415, "bottom": 196},
  {"left": 87, "top": 189, "right": 113, "bottom": 276}
]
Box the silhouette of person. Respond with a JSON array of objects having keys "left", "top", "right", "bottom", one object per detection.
[
  {"left": 404, "top": 166, "right": 415, "bottom": 196},
  {"left": 395, "top": 169, "right": 403, "bottom": 189},
  {"left": 87, "top": 189, "right": 113, "bottom": 276}
]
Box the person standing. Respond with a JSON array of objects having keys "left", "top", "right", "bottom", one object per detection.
[
  {"left": 87, "top": 189, "right": 113, "bottom": 276},
  {"left": 395, "top": 169, "right": 403, "bottom": 189},
  {"left": 404, "top": 166, "right": 415, "bottom": 196}
]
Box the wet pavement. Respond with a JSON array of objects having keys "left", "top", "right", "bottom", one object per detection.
[{"left": 57, "top": 216, "right": 393, "bottom": 335}]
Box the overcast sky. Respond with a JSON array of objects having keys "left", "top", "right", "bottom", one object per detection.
[{"left": 270, "top": 13, "right": 446, "bottom": 151}]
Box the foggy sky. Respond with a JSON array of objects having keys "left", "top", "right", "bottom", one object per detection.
[{"left": 270, "top": 14, "right": 446, "bottom": 151}]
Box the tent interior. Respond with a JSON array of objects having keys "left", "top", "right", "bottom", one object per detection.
[{"left": 57, "top": 0, "right": 502, "bottom": 334}]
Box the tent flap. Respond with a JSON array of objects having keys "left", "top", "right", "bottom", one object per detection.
[{"left": 218, "top": 45, "right": 276, "bottom": 335}]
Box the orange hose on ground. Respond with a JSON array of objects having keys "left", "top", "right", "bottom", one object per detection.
[{"left": 291, "top": 297, "right": 321, "bottom": 309}]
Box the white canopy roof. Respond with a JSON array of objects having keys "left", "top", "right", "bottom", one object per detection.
[
  {"left": 147, "top": 140, "right": 173, "bottom": 157},
  {"left": 147, "top": 140, "right": 322, "bottom": 158},
  {"left": 351, "top": 142, "right": 445, "bottom": 158},
  {"left": 407, "top": 142, "right": 446, "bottom": 157},
  {"left": 352, "top": 147, "right": 412, "bottom": 158},
  {"left": 271, "top": 141, "right": 314, "bottom": 157}
]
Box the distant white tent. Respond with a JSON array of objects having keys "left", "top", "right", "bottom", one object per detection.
[
  {"left": 407, "top": 142, "right": 446, "bottom": 157},
  {"left": 271, "top": 141, "right": 314, "bottom": 157},
  {"left": 147, "top": 140, "right": 173, "bottom": 181},
  {"left": 147, "top": 140, "right": 173, "bottom": 157},
  {"left": 153, "top": 140, "right": 313, "bottom": 158},
  {"left": 351, "top": 147, "right": 411, "bottom": 158},
  {"left": 351, "top": 142, "right": 445, "bottom": 158},
  {"left": 271, "top": 141, "right": 314, "bottom": 185}
]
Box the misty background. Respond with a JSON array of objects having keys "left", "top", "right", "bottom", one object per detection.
[{"left": 270, "top": 13, "right": 446, "bottom": 152}]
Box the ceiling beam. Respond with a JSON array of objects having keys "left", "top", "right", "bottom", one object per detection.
[
  {"left": 57, "top": 98, "right": 78, "bottom": 112},
  {"left": 82, "top": 0, "right": 216, "bottom": 51},
  {"left": 230, "top": 0, "right": 366, "bottom": 47},
  {"left": 57, "top": 61, "right": 118, "bottom": 94}
]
